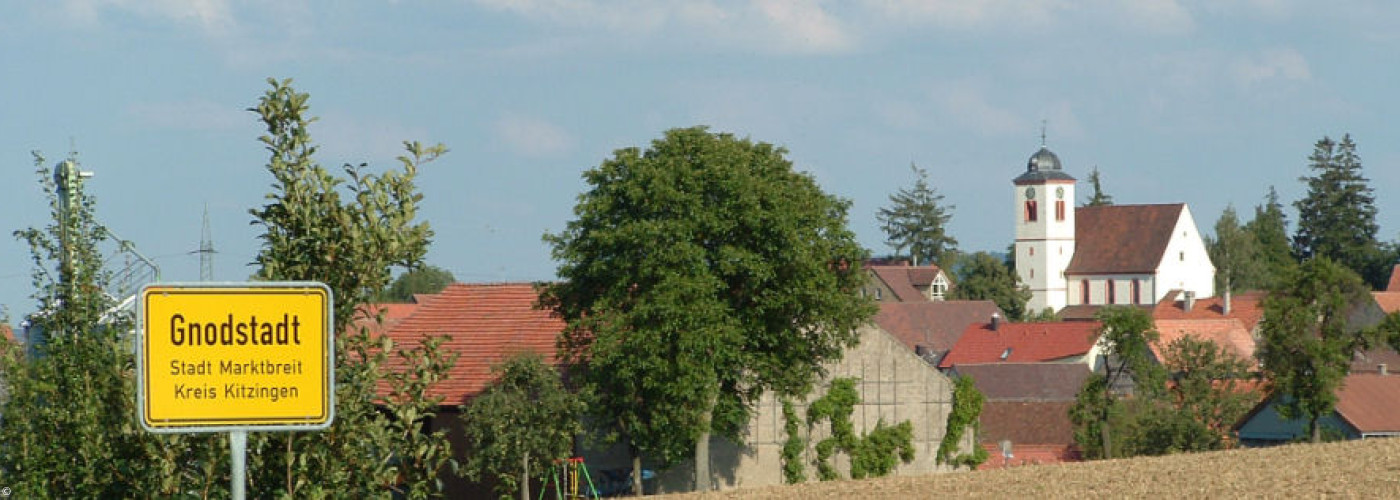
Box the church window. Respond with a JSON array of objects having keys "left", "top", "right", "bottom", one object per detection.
[
  {"left": 1055, "top": 200, "right": 1066, "bottom": 221},
  {"left": 1107, "top": 280, "right": 1116, "bottom": 305},
  {"left": 1025, "top": 200, "right": 1038, "bottom": 222},
  {"left": 1132, "top": 279, "right": 1142, "bottom": 305},
  {"left": 1029, "top": 247, "right": 1034, "bottom": 256},
  {"left": 1030, "top": 269, "right": 1035, "bottom": 279},
  {"left": 1081, "top": 279, "right": 1089, "bottom": 304},
  {"left": 1179, "top": 251, "right": 1185, "bottom": 261}
]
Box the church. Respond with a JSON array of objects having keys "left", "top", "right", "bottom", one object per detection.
[{"left": 1012, "top": 144, "right": 1215, "bottom": 314}]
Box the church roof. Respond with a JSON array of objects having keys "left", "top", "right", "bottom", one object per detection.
[
  {"left": 1013, "top": 146, "right": 1076, "bottom": 185},
  {"left": 1066, "top": 203, "right": 1185, "bottom": 275}
]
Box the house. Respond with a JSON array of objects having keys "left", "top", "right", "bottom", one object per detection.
[
  {"left": 1013, "top": 144, "right": 1215, "bottom": 313},
  {"left": 1235, "top": 372, "right": 1400, "bottom": 445},
  {"left": 371, "top": 282, "right": 563, "bottom": 497},
  {"left": 864, "top": 261, "right": 953, "bottom": 302},
  {"left": 872, "top": 301, "right": 1003, "bottom": 366},
  {"left": 938, "top": 320, "right": 1104, "bottom": 371},
  {"left": 950, "top": 363, "right": 1090, "bottom": 469},
  {"left": 1152, "top": 290, "right": 1267, "bottom": 334},
  {"left": 1150, "top": 319, "right": 1256, "bottom": 364}
]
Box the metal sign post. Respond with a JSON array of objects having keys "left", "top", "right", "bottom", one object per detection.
[{"left": 136, "top": 282, "right": 335, "bottom": 498}]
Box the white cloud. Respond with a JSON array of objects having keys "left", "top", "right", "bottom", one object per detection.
[
  {"left": 494, "top": 114, "right": 578, "bottom": 159},
  {"left": 1233, "top": 48, "right": 1311, "bottom": 86},
  {"left": 127, "top": 100, "right": 247, "bottom": 131},
  {"left": 752, "top": 0, "right": 854, "bottom": 53},
  {"left": 1106, "top": 0, "right": 1194, "bottom": 35},
  {"left": 929, "top": 81, "right": 1023, "bottom": 137},
  {"left": 62, "top": 0, "right": 237, "bottom": 35},
  {"left": 859, "top": 0, "right": 1063, "bottom": 29}
]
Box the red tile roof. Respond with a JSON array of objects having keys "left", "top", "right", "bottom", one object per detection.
[
  {"left": 1351, "top": 348, "right": 1400, "bottom": 374},
  {"left": 1066, "top": 204, "right": 1185, "bottom": 275},
  {"left": 1335, "top": 373, "right": 1400, "bottom": 433},
  {"left": 1388, "top": 265, "right": 1400, "bottom": 292},
  {"left": 866, "top": 264, "right": 946, "bottom": 302},
  {"left": 938, "top": 321, "right": 1101, "bottom": 369},
  {"left": 1372, "top": 292, "right": 1400, "bottom": 314},
  {"left": 978, "top": 401, "right": 1078, "bottom": 447},
  {"left": 1151, "top": 319, "right": 1256, "bottom": 363},
  {"left": 872, "top": 300, "right": 1002, "bottom": 361},
  {"left": 953, "top": 363, "right": 1091, "bottom": 401},
  {"left": 1153, "top": 290, "right": 1266, "bottom": 333},
  {"left": 375, "top": 283, "right": 562, "bottom": 406}
]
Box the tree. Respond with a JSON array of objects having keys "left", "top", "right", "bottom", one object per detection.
[
  {"left": 1256, "top": 257, "right": 1375, "bottom": 443},
  {"left": 876, "top": 164, "right": 958, "bottom": 267},
  {"left": 1245, "top": 186, "right": 1295, "bottom": 290},
  {"left": 380, "top": 265, "right": 456, "bottom": 302},
  {"left": 1083, "top": 166, "right": 1113, "bottom": 207},
  {"left": 462, "top": 353, "right": 584, "bottom": 500},
  {"left": 0, "top": 151, "right": 190, "bottom": 496},
  {"left": 949, "top": 251, "right": 1030, "bottom": 321},
  {"left": 1207, "top": 205, "right": 1266, "bottom": 294},
  {"left": 542, "top": 126, "right": 874, "bottom": 493},
  {"left": 1070, "top": 306, "right": 1163, "bottom": 459},
  {"left": 1159, "top": 335, "right": 1258, "bottom": 446},
  {"left": 246, "top": 78, "right": 456, "bottom": 497},
  {"left": 1292, "top": 135, "right": 1388, "bottom": 288}
]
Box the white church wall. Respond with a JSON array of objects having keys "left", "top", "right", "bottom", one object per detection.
[{"left": 1154, "top": 206, "right": 1215, "bottom": 300}]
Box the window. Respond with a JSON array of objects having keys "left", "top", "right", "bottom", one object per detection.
[
  {"left": 875, "top": 288, "right": 882, "bottom": 300},
  {"left": 1055, "top": 200, "right": 1066, "bottom": 221},
  {"left": 1081, "top": 279, "right": 1090, "bottom": 304},
  {"left": 1025, "top": 200, "right": 1038, "bottom": 222},
  {"left": 1107, "top": 280, "right": 1116, "bottom": 305},
  {"left": 1132, "top": 279, "right": 1142, "bottom": 305},
  {"left": 1029, "top": 247, "right": 1035, "bottom": 256},
  {"left": 1030, "top": 268, "right": 1035, "bottom": 279},
  {"left": 1000, "top": 348, "right": 1013, "bottom": 361},
  {"left": 930, "top": 277, "right": 947, "bottom": 300},
  {"left": 1179, "top": 251, "right": 1185, "bottom": 262}
]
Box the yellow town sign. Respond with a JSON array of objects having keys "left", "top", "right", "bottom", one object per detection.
[{"left": 138, "top": 283, "right": 334, "bottom": 432}]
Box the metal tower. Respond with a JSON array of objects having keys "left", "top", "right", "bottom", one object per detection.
[{"left": 199, "top": 204, "right": 216, "bottom": 281}]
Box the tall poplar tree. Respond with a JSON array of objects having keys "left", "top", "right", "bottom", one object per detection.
[
  {"left": 1208, "top": 205, "right": 1266, "bottom": 293},
  {"left": 542, "top": 127, "right": 874, "bottom": 493},
  {"left": 876, "top": 164, "right": 957, "bottom": 267},
  {"left": 1293, "top": 134, "right": 1387, "bottom": 288}
]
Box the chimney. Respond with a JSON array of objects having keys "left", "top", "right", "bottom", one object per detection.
[
  {"left": 1183, "top": 291, "right": 1196, "bottom": 312},
  {"left": 1224, "top": 287, "right": 1232, "bottom": 315},
  {"left": 991, "top": 312, "right": 1001, "bottom": 331},
  {"left": 1381, "top": 364, "right": 1388, "bottom": 376}
]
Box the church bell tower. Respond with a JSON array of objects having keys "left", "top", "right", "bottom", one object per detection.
[{"left": 1013, "top": 141, "right": 1076, "bottom": 315}]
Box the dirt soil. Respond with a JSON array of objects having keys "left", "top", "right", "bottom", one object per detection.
[{"left": 658, "top": 438, "right": 1400, "bottom": 499}]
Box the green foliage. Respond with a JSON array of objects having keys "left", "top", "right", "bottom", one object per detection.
[
  {"left": 1257, "top": 257, "right": 1375, "bottom": 443},
  {"left": 805, "top": 378, "right": 915, "bottom": 481},
  {"left": 246, "top": 77, "right": 455, "bottom": 497},
  {"left": 541, "top": 126, "right": 875, "bottom": 481},
  {"left": 1084, "top": 166, "right": 1113, "bottom": 207},
  {"left": 1245, "top": 187, "right": 1296, "bottom": 290},
  {"left": 938, "top": 375, "right": 988, "bottom": 469},
  {"left": 461, "top": 353, "right": 584, "bottom": 500},
  {"left": 1070, "top": 307, "right": 1165, "bottom": 459},
  {"left": 779, "top": 399, "right": 807, "bottom": 484},
  {"left": 1069, "top": 374, "right": 1118, "bottom": 459},
  {"left": 1160, "top": 335, "right": 1258, "bottom": 445},
  {"left": 0, "top": 152, "right": 195, "bottom": 497},
  {"left": 949, "top": 251, "right": 1030, "bottom": 321},
  {"left": 1292, "top": 135, "right": 1390, "bottom": 289},
  {"left": 380, "top": 265, "right": 456, "bottom": 302},
  {"left": 876, "top": 164, "right": 958, "bottom": 267},
  {"left": 1208, "top": 205, "right": 1266, "bottom": 293}
]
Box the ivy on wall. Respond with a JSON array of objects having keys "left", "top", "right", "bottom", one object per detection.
[
  {"left": 803, "top": 377, "right": 915, "bottom": 481},
  {"left": 938, "top": 375, "right": 989, "bottom": 469}
]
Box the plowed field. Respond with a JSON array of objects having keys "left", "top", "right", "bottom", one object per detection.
[{"left": 660, "top": 438, "right": 1400, "bottom": 498}]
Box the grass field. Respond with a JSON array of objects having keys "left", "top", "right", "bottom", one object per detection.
[{"left": 659, "top": 438, "right": 1400, "bottom": 498}]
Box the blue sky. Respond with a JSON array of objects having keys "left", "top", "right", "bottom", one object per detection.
[{"left": 3, "top": 1, "right": 1399, "bottom": 319}]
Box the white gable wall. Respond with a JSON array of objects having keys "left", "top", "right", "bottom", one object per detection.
[{"left": 1153, "top": 205, "right": 1215, "bottom": 301}]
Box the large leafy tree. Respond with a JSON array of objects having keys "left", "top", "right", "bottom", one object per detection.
[
  {"left": 1083, "top": 166, "right": 1113, "bottom": 207},
  {"left": 1070, "top": 306, "right": 1163, "bottom": 459},
  {"left": 542, "top": 126, "right": 874, "bottom": 493},
  {"left": 949, "top": 251, "right": 1029, "bottom": 320},
  {"left": 1245, "top": 186, "right": 1295, "bottom": 289},
  {"left": 462, "top": 353, "right": 583, "bottom": 500},
  {"left": 1256, "top": 257, "right": 1375, "bottom": 443},
  {"left": 1157, "top": 335, "right": 1258, "bottom": 449},
  {"left": 876, "top": 164, "right": 957, "bottom": 267},
  {"left": 1208, "top": 205, "right": 1266, "bottom": 294},
  {"left": 247, "top": 78, "right": 456, "bottom": 497},
  {"left": 1292, "top": 135, "right": 1388, "bottom": 288}
]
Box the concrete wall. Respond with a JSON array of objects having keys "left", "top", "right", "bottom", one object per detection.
[{"left": 585, "top": 324, "right": 970, "bottom": 494}]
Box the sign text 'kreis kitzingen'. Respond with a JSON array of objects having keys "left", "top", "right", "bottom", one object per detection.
[{"left": 139, "top": 284, "right": 333, "bottom": 432}]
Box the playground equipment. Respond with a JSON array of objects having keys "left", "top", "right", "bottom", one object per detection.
[{"left": 539, "top": 457, "right": 601, "bottom": 500}]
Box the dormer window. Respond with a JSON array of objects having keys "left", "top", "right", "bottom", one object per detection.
[{"left": 930, "top": 275, "right": 948, "bottom": 301}]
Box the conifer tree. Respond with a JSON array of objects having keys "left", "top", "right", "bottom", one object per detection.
[
  {"left": 876, "top": 164, "right": 957, "bottom": 267},
  {"left": 1208, "top": 205, "right": 1265, "bottom": 293},
  {"left": 1245, "top": 186, "right": 1295, "bottom": 289},
  {"left": 1293, "top": 135, "right": 1387, "bottom": 288},
  {"left": 1084, "top": 166, "right": 1113, "bottom": 207}
]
